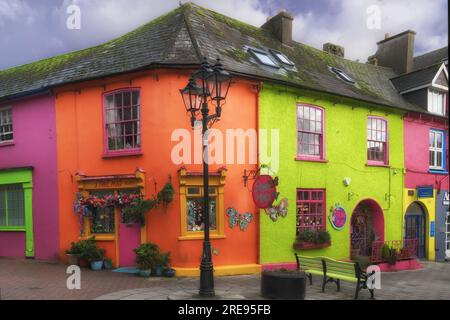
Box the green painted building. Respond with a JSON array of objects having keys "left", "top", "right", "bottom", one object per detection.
[{"left": 259, "top": 84, "right": 406, "bottom": 265}]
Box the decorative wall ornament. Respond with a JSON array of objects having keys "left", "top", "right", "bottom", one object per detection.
[
  {"left": 226, "top": 208, "right": 253, "bottom": 231},
  {"left": 265, "top": 198, "right": 288, "bottom": 222},
  {"left": 252, "top": 175, "right": 278, "bottom": 209},
  {"left": 329, "top": 204, "right": 347, "bottom": 230}
]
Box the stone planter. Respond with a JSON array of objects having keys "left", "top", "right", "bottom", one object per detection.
[
  {"left": 90, "top": 260, "right": 104, "bottom": 271},
  {"left": 139, "top": 269, "right": 152, "bottom": 278},
  {"left": 293, "top": 241, "right": 331, "bottom": 250},
  {"left": 261, "top": 270, "right": 306, "bottom": 300}
]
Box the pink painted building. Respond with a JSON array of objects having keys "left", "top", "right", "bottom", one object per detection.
[{"left": 0, "top": 92, "right": 60, "bottom": 260}]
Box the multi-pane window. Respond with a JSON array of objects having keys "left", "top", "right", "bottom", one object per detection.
[
  {"left": 296, "top": 189, "right": 326, "bottom": 234},
  {"left": 429, "top": 130, "right": 445, "bottom": 170},
  {"left": 297, "top": 105, "right": 324, "bottom": 158},
  {"left": 428, "top": 89, "right": 446, "bottom": 116},
  {"left": 0, "top": 185, "right": 25, "bottom": 228},
  {"left": 105, "top": 90, "right": 141, "bottom": 152},
  {"left": 0, "top": 107, "right": 13, "bottom": 143},
  {"left": 367, "top": 117, "right": 388, "bottom": 164},
  {"left": 89, "top": 190, "right": 115, "bottom": 234},
  {"left": 186, "top": 187, "right": 217, "bottom": 232}
]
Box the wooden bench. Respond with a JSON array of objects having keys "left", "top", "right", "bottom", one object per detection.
[{"left": 295, "top": 253, "right": 375, "bottom": 299}]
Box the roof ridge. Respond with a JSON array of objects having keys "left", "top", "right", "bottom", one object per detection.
[
  {"left": 414, "top": 46, "right": 448, "bottom": 59},
  {"left": 390, "top": 62, "right": 443, "bottom": 79},
  {"left": 181, "top": 3, "right": 203, "bottom": 62}
]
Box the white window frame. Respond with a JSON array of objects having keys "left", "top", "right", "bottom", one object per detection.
[
  {"left": 248, "top": 48, "right": 279, "bottom": 68},
  {"left": 0, "top": 106, "right": 13, "bottom": 144},
  {"left": 427, "top": 89, "right": 446, "bottom": 116},
  {"left": 429, "top": 130, "right": 444, "bottom": 170}
]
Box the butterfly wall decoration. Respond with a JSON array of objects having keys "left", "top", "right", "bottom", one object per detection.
[
  {"left": 265, "top": 198, "right": 288, "bottom": 222},
  {"left": 226, "top": 208, "right": 253, "bottom": 231}
]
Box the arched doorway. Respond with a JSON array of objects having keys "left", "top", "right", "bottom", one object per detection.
[
  {"left": 350, "top": 199, "right": 384, "bottom": 258},
  {"left": 405, "top": 202, "right": 427, "bottom": 259}
]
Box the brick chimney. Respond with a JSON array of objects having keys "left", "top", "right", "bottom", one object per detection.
[
  {"left": 261, "top": 10, "right": 294, "bottom": 45},
  {"left": 323, "top": 43, "right": 345, "bottom": 58},
  {"left": 372, "top": 30, "right": 416, "bottom": 74}
]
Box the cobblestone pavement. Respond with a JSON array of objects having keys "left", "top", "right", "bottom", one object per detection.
[{"left": 1, "top": 258, "right": 449, "bottom": 300}]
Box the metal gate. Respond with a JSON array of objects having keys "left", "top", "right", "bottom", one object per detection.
[{"left": 351, "top": 212, "right": 370, "bottom": 256}]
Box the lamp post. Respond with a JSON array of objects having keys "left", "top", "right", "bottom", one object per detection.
[{"left": 180, "top": 57, "right": 232, "bottom": 297}]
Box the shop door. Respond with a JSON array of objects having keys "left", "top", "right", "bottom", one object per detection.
[
  {"left": 446, "top": 212, "right": 450, "bottom": 259},
  {"left": 405, "top": 205, "right": 426, "bottom": 259}
]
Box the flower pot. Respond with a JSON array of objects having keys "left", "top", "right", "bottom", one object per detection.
[
  {"left": 103, "top": 260, "right": 113, "bottom": 270},
  {"left": 66, "top": 253, "right": 79, "bottom": 266},
  {"left": 163, "top": 268, "right": 176, "bottom": 278},
  {"left": 153, "top": 266, "right": 163, "bottom": 277},
  {"left": 78, "top": 258, "right": 89, "bottom": 268},
  {"left": 293, "top": 241, "right": 331, "bottom": 250},
  {"left": 139, "top": 269, "right": 152, "bottom": 278},
  {"left": 90, "top": 260, "right": 104, "bottom": 271}
]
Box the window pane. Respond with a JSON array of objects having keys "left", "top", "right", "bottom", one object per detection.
[
  {"left": 186, "top": 197, "right": 217, "bottom": 232},
  {"left": 90, "top": 190, "right": 115, "bottom": 234},
  {"left": 437, "top": 152, "right": 443, "bottom": 167},
  {"left": 436, "top": 133, "right": 443, "bottom": 149},
  {"left": 5, "top": 186, "right": 25, "bottom": 227},
  {"left": 430, "top": 132, "right": 435, "bottom": 147},
  {"left": 0, "top": 190, "right": 5, "bottom": 226},
  {"left": 430, "top": 151, "right": 435, "bottom": 167}
]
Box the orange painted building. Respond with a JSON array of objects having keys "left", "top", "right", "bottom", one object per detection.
[{"left": 55, "top": 69, "right": 261, "bottom": 275}]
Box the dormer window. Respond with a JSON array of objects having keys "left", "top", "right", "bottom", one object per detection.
[
  {"left": 248, "top": 49, "right": 279, "bottom": 68},
  {"left": 329, "top": 67, "right": 355, "bottom": 84},
  {"left": 428, "top": 89, "right": 446, "bottom": 116},
  {"left": 270, "top": 49, "right": 294, "bottom": 66}
]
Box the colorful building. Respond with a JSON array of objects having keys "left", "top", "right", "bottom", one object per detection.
[
  {"left": 0, "top": 92, "right": 59, "bottom": 260},
  {"left": 376, "top": 42, "right": 449, "bottom": 261},
  {"left": 0, "top": 3, "right": 448, "bottom": 271}
]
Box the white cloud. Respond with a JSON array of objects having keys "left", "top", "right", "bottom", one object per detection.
[
  {"left": 0, "top": 0, "right": 32, "bottom": 25},
  {"left": 292, "top": 0, "right": 448, "bottom": 61}
]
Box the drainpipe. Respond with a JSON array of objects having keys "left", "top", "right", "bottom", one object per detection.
[{"left": 256, "top": 80, "right": 262, "bottom": 266}]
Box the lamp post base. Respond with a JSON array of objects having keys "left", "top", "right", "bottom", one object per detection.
[{"left": 199, "top": 241, "right": 215, "bottom": 297}]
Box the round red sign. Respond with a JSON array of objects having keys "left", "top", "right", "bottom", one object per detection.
[{"left": 252, "top": 175, "right": 277, "bottom": 209}]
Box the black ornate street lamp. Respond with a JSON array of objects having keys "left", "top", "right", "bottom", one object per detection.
[{"left": 180, "top": 57, "right": 232, "bottom": 297}]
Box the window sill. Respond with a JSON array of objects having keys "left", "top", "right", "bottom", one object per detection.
[
  {"left": 429, "top": 169, "right": 449, "bottom": 175},
  {"left": 366, "top": 162, "right": 390, "bottom": 168},
  {"left": 178, "top": 234, "right": 226, "bottom": 241},
  {"left": 103, "top": 150, "right": 142, "bottom": 158},
  {"left": 0, "top": 227, "right": 25, "bottom": 232},
  {"left": 81, "top": 234, "right": 115, "bottom": 241},
  {"left": 295, "top": 157, "right": 328, "bottom": 163},
  {"left": 0, "top": 141, "right": 15, "bottom": 148}
]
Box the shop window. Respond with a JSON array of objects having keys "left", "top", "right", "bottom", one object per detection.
[
  {"left": 367, "top": 116, "right": 388, "bottom": 165},
  {"left": 179, "top": 168, "right": 226, "bottom": 240},
  {"left": 429, "top": 129, "right": 446, "bottom": 171},
  {"left": 0, "top": 184, "right": 25, "bottom": 228},
  {"left": 104, "top": 89, "right": 141, "bottom": 155},
  {"left": 297, "top": 105, "right": 325, "bottom": 160},
  {"left": 89, "top": 190, "right": 116, "bottom": 234},
  {"left": 0, "top": 107, "right": 13, "bottom": 144},
  {"left": 296, "top": 189, "right": 326, "bottom": 234}
]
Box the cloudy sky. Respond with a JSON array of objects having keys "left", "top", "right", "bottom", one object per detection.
[{"left": 0, "top": 0, "right": 448, "bottom": 70}]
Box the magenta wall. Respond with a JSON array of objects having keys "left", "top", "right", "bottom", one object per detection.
[
  {"left": 0, "top": 93, "right": 59, "bottom": 260},
  {"left": 404, "top": 117, "right": 449, "bottom": 191}
]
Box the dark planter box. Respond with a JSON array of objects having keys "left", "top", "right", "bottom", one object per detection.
[
  {"left": 261, "top": 270, "right": 306, "bottom": 300},
  {"left": 293, "top": 241, "right": 331, "bottom": 250}
]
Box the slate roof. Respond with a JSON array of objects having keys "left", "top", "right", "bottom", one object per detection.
[
  {"left": 0, "top": 3, "right": 426, "bottom": 113},
  {"left": 391, "top": 63, "right": 442, "bottom": 93},
  {"left": 413, "top": 47, "right": 448, "bottom": 71}
]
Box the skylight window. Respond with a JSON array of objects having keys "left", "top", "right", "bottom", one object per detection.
[
  {"left": 329, "top": 67, "right": 355, "bottom": 84},
  {"left": 248, "top": 49, "right": 279, "bottom": 68},
  {"left": 270, "top": 50, "right": 295, "bottom": 66}
]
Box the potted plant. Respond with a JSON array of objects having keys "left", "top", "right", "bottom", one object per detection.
[
  {"left": 121, "top": 198, "right": 156, "bottom": 226},
  {"left": 103, "top": 258, "right": 113, "bottom": 270},
  {"left": 161, "top": 252, "right": 175, "bottom": 277},
  {"left": 134, "top": 243, "right": 159, "bottom": 278},
  {"left": 86, "top": 247, "right": 105, "bottom": 271},
  {"left": 293, "top": 229, "right": 331, "bottom": 250},
  {"left": 381, "top": 244, "right": 398, "bottom": 265},
  {"left": 157, "top": 182, "right": 175, "bottom": 206},
  {"left": 65, "top": 241, "right": 82, "bottom": 265}
]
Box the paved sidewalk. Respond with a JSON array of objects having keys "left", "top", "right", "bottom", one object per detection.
[{"left": 1, "top": 258, "right": 449, "bottom": 300}]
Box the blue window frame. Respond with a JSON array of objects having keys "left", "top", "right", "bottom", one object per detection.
[{"left": 429, "top": 129, "right": 447, "bottom": 174}]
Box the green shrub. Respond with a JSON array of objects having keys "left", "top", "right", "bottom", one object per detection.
[{"left": 122, "top": 199, "right": 156, "bottom": 226}]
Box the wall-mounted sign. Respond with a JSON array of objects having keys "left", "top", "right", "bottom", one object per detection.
[
  {"left": 430, "top": 221, "right": 435, "bottom": 238},
  {"left": 444, "top": 192, "right": 449, "bottom": 206},
  {"left": 329, "top": 204, "right": 347, "bottom": 230},
  {"left": 252, "top": 175, "right": 277, "bottom": 209},
  {"left": 417, "top": 185, "right": 434, "bottom": 198}
]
